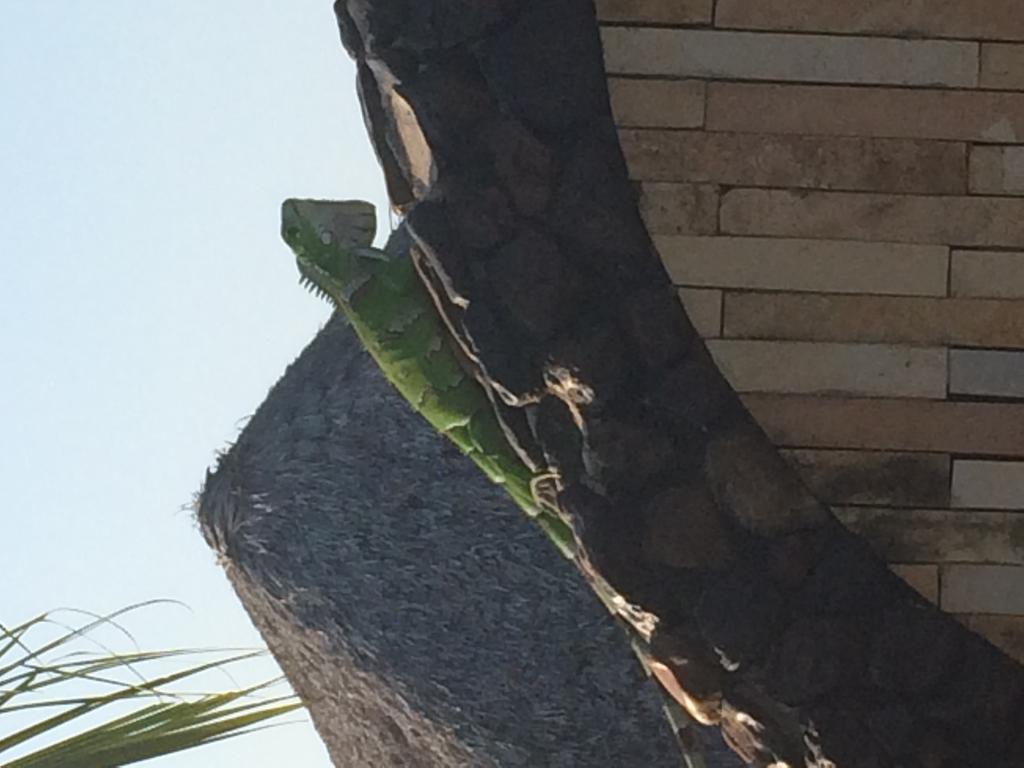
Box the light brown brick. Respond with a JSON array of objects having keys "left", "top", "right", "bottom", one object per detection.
[
  {"left": 721, "top": 188, "right": 1024, "bottom": 247},
  {"left": 957, "top": 615, "right": 1024, "bottom": 664},
  {"left": 783, "top": 449, "right": 950, "bottom": 507},
  {"left": 969, "top": 146, "right": 1024, "bottom": 195},
  {"left": 602, "top": 28, "right": 977, "bottom": 87},
  {"left": 836, "top": 508, "right": 1024, "bottom": 566},
  {"left": 950, "top": 349, "right": 1024, "bottom": 399},
  {"left": 707, "top": 82, "right": 1024, "bottom": 143},
  {"left": 715, "top": 0, "right": 1024, "bottom": 42},
  {"left": 638, "top": 183, "right": 718, "bottom": 235},
  {"left": 677, "top": 288, "right": 721, "bottom": 338},
  {"left": 951, "top": 250, "right": 1024, "bottom": 299},
  {"left": 981, "top": 44, "right": 1024, "bottom": 90},
  {"left": 708, "top": 340, "right": 946, "bottom": 398},
  {"left": 620, "top": 130, "right": 965, "bottom": 194},
  {"left": 659, "top": 237, "right": 948, "bottom": 296},
  {"left": 891, "top": 564, "right": 939, "bottom": 604},
  {"left": 608, "top": 79, "right": 705, "bottom": 129},
  {"left": 942, "top": 565, "right": 1024, "bottom": 615},
  {"left": 722, "top": 293, "right": 1024, "bottom": 349},
  {"left": 744, "top": 395, "right": 1024, "bottom": 456},
  {"left": 596, "top": 0, "right": 712, "bottom": 25},
  {"left": 969, "top": 146, "right": 1007, "bottom": 194},
  {"left": 952, "top": 460, "right": 1024, "bottom": 511}
]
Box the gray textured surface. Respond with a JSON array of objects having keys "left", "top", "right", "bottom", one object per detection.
[{"left": 197, "top": 301, "right": 739, "bottom": 766}]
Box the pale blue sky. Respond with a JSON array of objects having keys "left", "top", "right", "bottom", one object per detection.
[{"left": 1, "top": 2, "right": 390, "bottom": 765}]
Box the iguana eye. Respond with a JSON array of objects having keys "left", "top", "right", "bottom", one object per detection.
[{"left": 320, "top": 230, "right": 334, "bottom": 245}]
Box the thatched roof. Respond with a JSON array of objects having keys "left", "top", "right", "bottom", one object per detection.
[{"left": 196, "top": 248, "right": 738, "bottom": 765}]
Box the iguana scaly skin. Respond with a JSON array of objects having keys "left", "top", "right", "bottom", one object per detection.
[{"left": 280, "top": 198, "right": 575, "bottom": 558}]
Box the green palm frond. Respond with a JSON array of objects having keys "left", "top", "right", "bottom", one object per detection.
[{"left": 0, "top": 603, "right": 303, "bottom": 768}]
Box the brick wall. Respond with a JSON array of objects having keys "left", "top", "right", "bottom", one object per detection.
[{"left": 597, "top": 0, "right": 1024, "bottom": 666}]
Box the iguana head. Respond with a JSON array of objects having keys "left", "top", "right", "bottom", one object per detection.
[{"left": 281, "top": 198, "right": 379, "bottom": 307}]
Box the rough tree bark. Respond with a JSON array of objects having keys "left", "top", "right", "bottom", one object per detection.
[
  {"left": 197, "top": 234, "right": 740, "bottom": 766},
  {"left": 334, "top": 1, "right": 1024, "bottom": 765}
]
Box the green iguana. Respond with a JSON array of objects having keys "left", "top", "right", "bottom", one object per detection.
[
  {"left": 280, "top": 198, "right": 575, "bottom": 558},
  {"left": 281, "top": 198, "right": 708, "bottom": 768}
]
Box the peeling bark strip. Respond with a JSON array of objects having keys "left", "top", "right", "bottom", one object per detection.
[{"left": 333, "top": 1, "right": 1024, "bottom": 764}]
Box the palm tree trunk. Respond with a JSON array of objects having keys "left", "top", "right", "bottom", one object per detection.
[{"left": 333, "top": 0, "right": 1024, "bottom": 764}]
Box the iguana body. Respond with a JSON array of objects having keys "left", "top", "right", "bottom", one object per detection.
[
  {"left": 281, "top": 198, "right": 707, "bottom": 768},
  {"left": 280, "top": 198, "right": 575, "bottom": 558}
]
